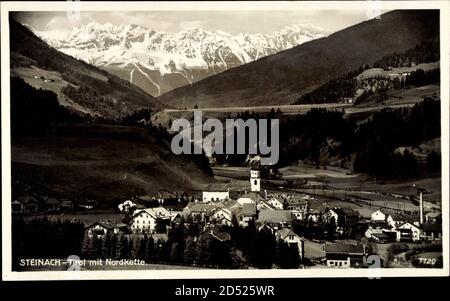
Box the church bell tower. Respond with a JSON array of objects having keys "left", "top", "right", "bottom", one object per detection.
[{"left": 250, "top": 168, "right": 261, "bottom": 192}]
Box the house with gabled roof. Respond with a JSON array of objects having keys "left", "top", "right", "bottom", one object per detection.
[
  {"left": 324, "top": 206, "right": 359, "bottom": 233},
  {"left": 183, "top": 202, "right": 223, "bottom": 223},
  {"left": 395, "top": 222, "right": 421, "bottom": 242},
  {"left": 324, "top": 243, "right": 368, "bottom": 268},
  {"left": 86, "top": 219, "right": 128, "bottom": 238},
  {"left": 371, "top": 208, "right": 420, "bottom": 228},
  {"left": 237, "top": 191, "right": 266, "bottom": 204},
  {"left": 371, "top": 208, "right": 390, "bottom": 221},
  {"left": 241, "top": 203, "right": 257, "bottom": 227},
  {"left": 131, "top": 207, "right": 172, "bottom": 233},
  {"left": 257, "top": 200, "right": 276, "bottom": 211},
  {"left": 365, "top": 220, "right": 397, "bottom": 243},
  {"left": 387, "top": 211, "right": 420, "bottom": 228},
  {"left": 12, "top": 195, "right": 41, "bottom": 213},
  {"left": 285, "top": 197, "right": 309, "bottom": 212},
  {"left": 276, "top": 228, "right": 305, "bottom": 260},
  {"left": 257, "top": 210, "right": 293, "bottom": 230},
  {"left": 267, "top": 198, "right": 284, "bottom": 210},
  {"left": 202, "top": 183, "right": 230, "bottom": 202},
  {"left": 212, "top": 208, "right": 233, "bottom": 226}
]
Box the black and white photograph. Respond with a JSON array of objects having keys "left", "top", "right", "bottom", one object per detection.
[{"left": 1, "top": 1, "right": 449, "bottom": 281}]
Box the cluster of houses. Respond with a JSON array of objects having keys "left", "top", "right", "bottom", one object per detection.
[
  {"left": 324, "top": 207, "right": 442, "bottom": 268},
  {"left": 83, "top": 165, "right": 442, "bottom": 268},
  {"left": 12, "top": 195, "right": 79, "bottom": 214},
  {"left": 86, "top": 168, "right": 312, "bottom": 261},
  {"left": 18, "top": 165, "right": 441, "bottom": 268},
  {"left": 365, "top": 208, "right": 442, "bottom": 243}
]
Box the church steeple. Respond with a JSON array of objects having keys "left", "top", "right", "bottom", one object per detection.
[{"left": 250, "top": 166, "right": 261, "bottom": 192}]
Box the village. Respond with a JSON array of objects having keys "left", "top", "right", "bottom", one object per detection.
[{"left": 12, "top": 166, "right": 442, "bottom": 269}]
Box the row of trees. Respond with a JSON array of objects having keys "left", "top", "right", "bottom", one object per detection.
[
  {"left": 79, "top": 219, "right": 302, "bottom": 269},
  {"left": 293, "top": 67, "right": 368, "bottom": 105},
  {"left": 11, "top": 77, "right": 84, "bottom": 138},
  {"left": 295, "top": 66, "right": 440, "bottom": 106},
  {"left": 229, "top": 97, "right": 440, "bottom": 179},
  {"left": 404, "top": 69, "right": 440, "bottom": 87},
  {"left": 352, "top": 97, "right": 440, "bottom": 178},
  {"left": 373, "top": 40, "right": 440, "bottom": 69},
  {"left": 12, "top": 217, "right": 85, "bottom": 271}
]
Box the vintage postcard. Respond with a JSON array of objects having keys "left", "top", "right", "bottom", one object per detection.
[{"left": 1, "top": 1, "right": 449, "bottom": 281}]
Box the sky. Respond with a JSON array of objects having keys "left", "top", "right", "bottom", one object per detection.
[{"left": 11, "top": 10, "right": 389, "bottom": 35}]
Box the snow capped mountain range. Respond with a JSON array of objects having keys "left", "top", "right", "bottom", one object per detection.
[{"left": 35, "top": 22, "right": 328, "bottom": 97}]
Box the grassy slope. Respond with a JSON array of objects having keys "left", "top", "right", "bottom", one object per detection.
[
  {"left": 12, "top": 124, "right": 213, "bottom": 202},
  {"left": 10, "top": 19, "right": 164, "bottom": 119}
]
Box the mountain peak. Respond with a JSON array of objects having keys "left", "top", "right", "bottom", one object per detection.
[{"left": 34, "top": 21, "right": 327, "bottom": 96}]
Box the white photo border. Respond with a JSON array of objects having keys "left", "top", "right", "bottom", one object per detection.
[{"left": 1, "top": 1, "right": 449, "bottom": 281}]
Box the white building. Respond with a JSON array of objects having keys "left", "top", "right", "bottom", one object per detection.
[
  {"left": 371, "top": 209, "right": 419, "bottom": 228},
  {"left": 250, "top": 169, "right": 260, "bottom": 192},
  {"left": 325, "top": 243, "right": 367, "bottom": 268},
  {"left": 212, "top": 208, "right": 233, "bottom": 226},
  {"left": 371, "top": 209, "right": 387, "bottom": 221},
  {"left": 276, "top": 228, "right": 305, "bottom": 260},
  {"left": 202, "top": 191, "right": 229, "bottom": 203},
  {"left": 118, "top": 200, "right": 136, "bottom": 212},
  {"left": 396, "top": 222, "right": 421, "bottom": 242},
  {"left": 236, "top": 197, "right": 256, "bottom": 206},
  {"left": 268, "top": 198, "right": 284, "bottom": 210},
  {"left": 131, "top": 207, "right": 172, "bottom": 233}
]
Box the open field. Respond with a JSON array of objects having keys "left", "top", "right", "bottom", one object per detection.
[
  {"left": 152, "top": 100, "right": 421, "bottom": 130},
  {"left": 213, "top": 164, "right": 440, "bottom": 218},
  {"left": 279, "top": 165, "right": 357, "bottom": 179},
  {"left": 357, "top": 62, "right": 439, "bottom": 81},
  {"left": 11, "top": 66, "right": 94, "bottom": 115},
  {"left": 385, "top": 84, "right": 439, "bottom": 105}
]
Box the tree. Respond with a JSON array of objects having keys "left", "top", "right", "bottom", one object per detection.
[
  {"left": 183, "top": 236, "right": 197, "bottom": 265},
  {"left": 155, "top": 218, "right": 168, "bottom": 234},
  {"left": 196, "top": 233, "right": 212, "bottom": 266},
  {"left": 145, "top": 236, "right": 155, "bottom": 263},
  {"left": 327, "top": 217, "right": 337, "bottom": 239},
  {"left": 101, "top": 232, "right": 114, "bottom": 259},
  {"left": 137, "top": 235, "right": 148, "bottom": 260},
  {"left": 276, "top": 241, "right": 300, "bottom": 269},
  {"left": 81, "top": 233, "right": 94, "bottom": 259},
  {"left": 229, "top": 248, "right": 247, "bottom": 269},
  {"left": 119, "top": 235, "right": 131, "bottom": 259},
  {"left": 250, "top": 227, "right": 276, "bottom": 269},
  {"left": 426, "top": 151, "right": 441, "bottom": 173},
  {"left": 92, "top": 235, "right": 103, "bottom": 259}
]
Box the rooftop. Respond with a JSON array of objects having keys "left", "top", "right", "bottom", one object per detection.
[
  {"left": 258, "top": 210, "right": 293, "bottom": 224},
  {"left": 243, "top": 203, "right": 257, "bottom": 216},
  {"left": 277, "top": 228, "right": 303, "bottom": 240},
  {"left": 330, "top": 207, "right": 359, "bottom": 217},
  {"left": 238, "top": 192, "right": 266, "bottom": 203},
  {"left": 325, "top": 243, "right": 365, "bottom": 255}
]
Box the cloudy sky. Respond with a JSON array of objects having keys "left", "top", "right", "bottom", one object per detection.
[{"left": 12, "top": 10, "right": 389, "bottom": 34}]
